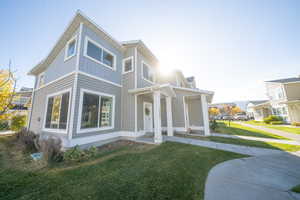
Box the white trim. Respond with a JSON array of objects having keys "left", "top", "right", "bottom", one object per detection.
[
  {"left": 78, "top": 71, "right": 122, "bottom": 87},
  {"left": 189, "top": 126, "right": 204, "bottom": 130},
  {"left": 143, "top": 102, "right": 153, "bottom": 132},
  {"left": 166, "top": 96, "right": 174, "bottom": 136},
  {"left": 37, "top": 72, "right": 45, "bottom": 89},
  {"left": 201, "top": 94, "right": 210, "bottom": 136},
  {"left": 35, "top": 71, "right": 76, "bottom": 91},
  {"left": 27, "top": 78, "right": 36, "bottom": 130},
  {"left": 83, "top": 36, "right": 117, "bottom": 71},
  {"left": 42, "top": 88, "right": 72, "bottom": 134},
  {"left": 77, "top": 88, "right": 115, "bottom": 134},
  {"left": 122, "top": 56, "right": 134, "bottom": 74},
  {"left": 134, "top": 94, "right": 138, "bottom": 132},
  {"left": 64, "top": 34, "right": 77, "bottom": 62},
  {"left": 75, "top": 23, "right": 83, "bottom": 70},
  {"left": 134, "top": 47, "right": 138, "bottom": 88},
  {"left": 153, "top": 91, "right": 162, "bottom": 143},
  {"left": 183, "top": 96, "right": 189, "bottom": 131},
  {"left": 141, "top": 60, "right": 155, "bottom": 84},
  {"left": 134, "top": 47, "right": 138, "bottom": 133},
  {"left": 173, "top": 86, "right": 214, "bottom": 95}
]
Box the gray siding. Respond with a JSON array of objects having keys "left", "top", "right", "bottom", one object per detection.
[
  {"left": 72, "top": 74, "right": 122, "bottom": 138},
  {"left": 79, "top": 24, "right": 122, "bottom": 85},
  {"left": 29, "top": 74, "right": 75, "bottom": 136},
  {"left": 43, "top": 29, "right": 79, "bottom": 85},
  {"left": 121, "top": 47, "right": 136, "bottom": 131},
  {"left": 137, "top": 95, "right": 153, "bottom": 131},
  {"left": 137, "top": 51, "right": 157, "bottom": 88},
  {"left": 187, "top": 98, "right": 204, "bottom": 127}
]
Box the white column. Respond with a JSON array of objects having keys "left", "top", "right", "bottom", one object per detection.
[
  {"left": 153, "top": 91, "right": 162, "bottom": 143},
  {"left": 166, "top": 96, "right": 173, "bottom": 136},
  {"left": 201, "top": 94, "right": 210, "bottom": 136}
]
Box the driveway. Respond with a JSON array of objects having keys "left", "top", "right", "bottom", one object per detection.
[{"left": 205, "top": 151, "right": 300, "bottom": 200}]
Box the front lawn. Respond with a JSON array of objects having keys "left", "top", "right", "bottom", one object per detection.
[
  {"left": 0, "top": 135, "right": 245, "bottom": 200},
  {"left": 215, "top": 121, "right": 289, "bottom": 140},
  {"left": 245, "top": 121, "right": 300, "bottom": 135},
  {"left": 177, "top": 134, "right": 300, "bottom": 152}
]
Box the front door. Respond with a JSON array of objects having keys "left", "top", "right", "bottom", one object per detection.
[{"left": 143, "top": 102, "right": 153, "bottom": 132}]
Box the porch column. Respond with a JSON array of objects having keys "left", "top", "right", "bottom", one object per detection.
[
  {"left": 201, "top": 94, "right": 210, "bottom": 136},
  {"left": 153, "top": 91, "right": 162, "bottom": 143},
  {"left": 166, "top": 96, "right": 173, "bottom": 136}
]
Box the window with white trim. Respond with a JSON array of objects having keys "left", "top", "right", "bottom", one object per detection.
[
  {"left": 80, "top": 91, "right": 114, "bottom": 130},
  {"left": 64, "top": 36, "right": 77, "bottom": 61},
  {"left": 142, "top": 62, "right": 154, "bottom": 83},
  {"left": 84, "top": 37, "right": 116, "bottom": 69},
  {"left": 44, "top": 91, "right": 70, "bottom": 130},
  {"left": 37, "top": 72, "right": 45, "bottom": 88},
  {"left": 123, "top": 57, "right": 133, "bottom": 73}
]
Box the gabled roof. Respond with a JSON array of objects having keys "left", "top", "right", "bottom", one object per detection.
[
  {"left": 265, "top": 77, "right": 300, "bottom": 84},
  {"left": 28, "top": 10, "right": 125, "bottom": 75}
]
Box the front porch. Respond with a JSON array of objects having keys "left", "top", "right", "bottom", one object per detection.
[{"left": 129, "top": 85, "right": 212, "bottom": 144}]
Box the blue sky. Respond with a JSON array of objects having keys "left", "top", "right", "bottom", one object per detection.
[{"left": 1, "top": 0, "right": 299, "bottom": 103}]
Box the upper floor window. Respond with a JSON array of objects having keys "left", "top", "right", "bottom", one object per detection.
[
  {"left": 44, "top": 89, "right": 71, "bottom": 133},
  {"left": 142, "top": 61, "right": 154, "bottom": 83},
  {"left": 37, "top": 72, "right": 45, "bottom": 88},
  {"left": 84, "top": 37, "right": 116, "bottom": 70},
  {"left": 64, "top": 35, "right": 77, "bottom": 61},
  {"left": 122, "top": 56, "right": 133, "bottom": 74}
]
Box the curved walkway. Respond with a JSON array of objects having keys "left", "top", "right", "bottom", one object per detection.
[
  {"left": 205, "top": 151, "right": 300, "bottom": 200},
  {"left": 236, "top": 122, "right": 300, "bottom": 142}
]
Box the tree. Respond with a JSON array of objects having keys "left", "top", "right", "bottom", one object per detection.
[
  {"left": 209, "top": 107, "right": 220, "bottom": 117},
  {"left": 0, "top": 68, "right": 16, "bottom": 120}
]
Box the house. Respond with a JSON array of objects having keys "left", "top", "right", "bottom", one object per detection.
[
  {"left": 27, "top": 11, "right": 214, "bottom": 148},
  {"left": 248, "top": 76, "right": 300, "bottom": 123},
  {"left": 10, "top": 87, "right": 32, "bottom": 117},
  {"left": 246, "top": 100, "right": 269, "bottom": 120}
]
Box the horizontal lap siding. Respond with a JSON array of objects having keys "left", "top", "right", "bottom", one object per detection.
[
  {"left": 72, "top": 74, "right": 122, "bottom": 138},
  {"left": 29, "top": 74, "right": 75, "bottom": 135}
]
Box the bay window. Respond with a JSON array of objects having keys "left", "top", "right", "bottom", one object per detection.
[
  {"left": 44, "top": 89, "right": 71, "bottom": 132},
  {"left": 78, "top": 89, "right": 114, "bottom": 133}
]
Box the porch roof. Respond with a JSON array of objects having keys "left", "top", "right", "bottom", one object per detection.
[
  {"left": 279, "top": 99, "right": 300, "bottom": 105},
  {"left": 128, "top": 84, "right": 176, "bottom": 97},
  {"left": 249, "top": 101, "right": 271, "bottom": 109}
]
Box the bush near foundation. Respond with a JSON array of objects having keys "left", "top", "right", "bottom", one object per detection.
[
  {"left": 292, "top": 122, "right": 300, "bottom": 127},
  {"left": 263, "top": 115, "right": 283, "bottom": 124}
]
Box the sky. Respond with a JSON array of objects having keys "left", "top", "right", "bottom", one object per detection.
[{"left": 1, "top": 0, "right": 299, "bottom": 103}]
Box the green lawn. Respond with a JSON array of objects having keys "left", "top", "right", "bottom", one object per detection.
[
  {"left": 177, "top": 134, "right": 300, "bottom": 152},
  {"left": 245, "top": 121, "right": 300, "bottom": 135},
  {"left": 292, "top": 184, "right": 300, "bottom": 193},
  {"left": 0, "top": 135, "right": 245, "bottom": 200},
  {"left": 215, "top": 121, "right": 289, "bottom": 140}
]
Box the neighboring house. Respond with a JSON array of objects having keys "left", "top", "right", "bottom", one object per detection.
[
  {"left": 246, "top": 100, "right": 269, "bottom": 120},
  {"left": 10, "top": 87, "right": 32, "bottom": 117},
  {"left": 249, "top": 76, "right": 300, "bottom": 123},
  {"left": 27, "top": 11, "right": 214, "bottom": 148}
]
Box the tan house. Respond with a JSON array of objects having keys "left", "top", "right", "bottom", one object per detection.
[{"left": 247, "top": 76, "right": 300, "bottom": 123}]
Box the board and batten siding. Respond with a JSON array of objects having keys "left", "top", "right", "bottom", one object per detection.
[
  {"left": 72, "top": 74, "right": 122, "bottom": 138},
  {"left": 121, "top": 47, "right": 136, "bottom": 131},
  {"left": 187, "top": 98, "right": 204, "bottom": 127},
  {"left": 78, "top": 24, "right": 122, "bottom": 86},
  {"left": 29, "top": 74, "right": 75, "bottom": 136},
  {"left": 136, "top": 50, "right": 157, "bottom": 88}
]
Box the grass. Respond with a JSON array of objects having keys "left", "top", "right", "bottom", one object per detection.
[
  {"left": 245, "top": 121, "right": 300, "bottom": 135},
  {"left": 0, "top": 135, "right": 245, "bottom": 200},
  {"left": 215, "top": 121, "right": 289, "bottom": 140},
  {"left": 177, "top": 134, "right": 300, "bottom": 152},
  {"left": 292, "top": 184, "right": 300, "bottom": 193}
]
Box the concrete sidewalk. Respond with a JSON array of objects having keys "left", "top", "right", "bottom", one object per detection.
[
  {"left": 205, "top": 152, "right": 300, "bottom": 200},
  {"left": 237, "top": 122, "right": 300, "bottom": 142},
  {"left": 211, "top": 133, "right": 300, "bottom": 145},
  {"left": 164, "top": 136, "right": 282, "bottom": 156}
]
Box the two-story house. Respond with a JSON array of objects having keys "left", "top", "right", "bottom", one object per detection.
[
  {"left": 247, "top": 76, "right": 300, "bottom": 123},
  {"left": 27, "top": 11, "right": 214, "bottom": 148}
]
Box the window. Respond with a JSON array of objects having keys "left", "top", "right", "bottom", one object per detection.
[
  {"left": 142, "top": 61, "right": 154, "bottom": 83},
  {"left": 64, "top": 36, "right": 77, "bottom": 61},
  {"left": 78, "top": 89, "right": 114, "bottom": 132},
  {"left": 37, "top": 72, "right": 45, "bottom": 88},
  {"left": 122, "top": 57, "right": 133, "bottom": 74},
  {"left": 44, "top": 90, "right": 70, "bottom": 132},
  {"left": 84, "top": 37, "right": 116, "bottom": 70}
]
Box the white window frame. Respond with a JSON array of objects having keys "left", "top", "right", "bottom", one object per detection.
[
  {"left": 64, "top": 35, "right": 77, "bottom": 62},
  {"left": 83, "top": 36, "right": 117, "bottom": 71},
  {"left": 37, "top": 72, "right": 45, "bottom": 89},
  {"left": 42, "top": 88, "right": 72, "bottom": 134},
  {"left": 77, "top": 88, "right": 115, "bottom": 134},
  {"left": 122, "top": 56, "right": 134, "bottom": 74},
  {"left": 141, "top": 60, "right": 155, "bottom": 84}
]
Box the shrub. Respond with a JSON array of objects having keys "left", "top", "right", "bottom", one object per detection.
[
  {"left": 11, "top": 115, "right": 27, "bottom": 131},
  {"left": 64, "top": 145, "right": 97, "bottom": 162},
  {"left": 270, "top": 121, "right": 284, "bottom": 125},
  {"left": 263, "top": 115, "right": 283, "bottom": 124},
  {"left": 292, "top": 122, "right": 300, "bottom": 127},
  {"left": 15, "top": 129, "right": 39, "bottom": 152},
  {"left": 210, "top": 120, "right": 218, "bottom": 131},
  {"left": 0, "top": 120, "right": 9, "bottom": 130},
  {"left": 39, "top": 137, "right": 63, "bottom": 163}
]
